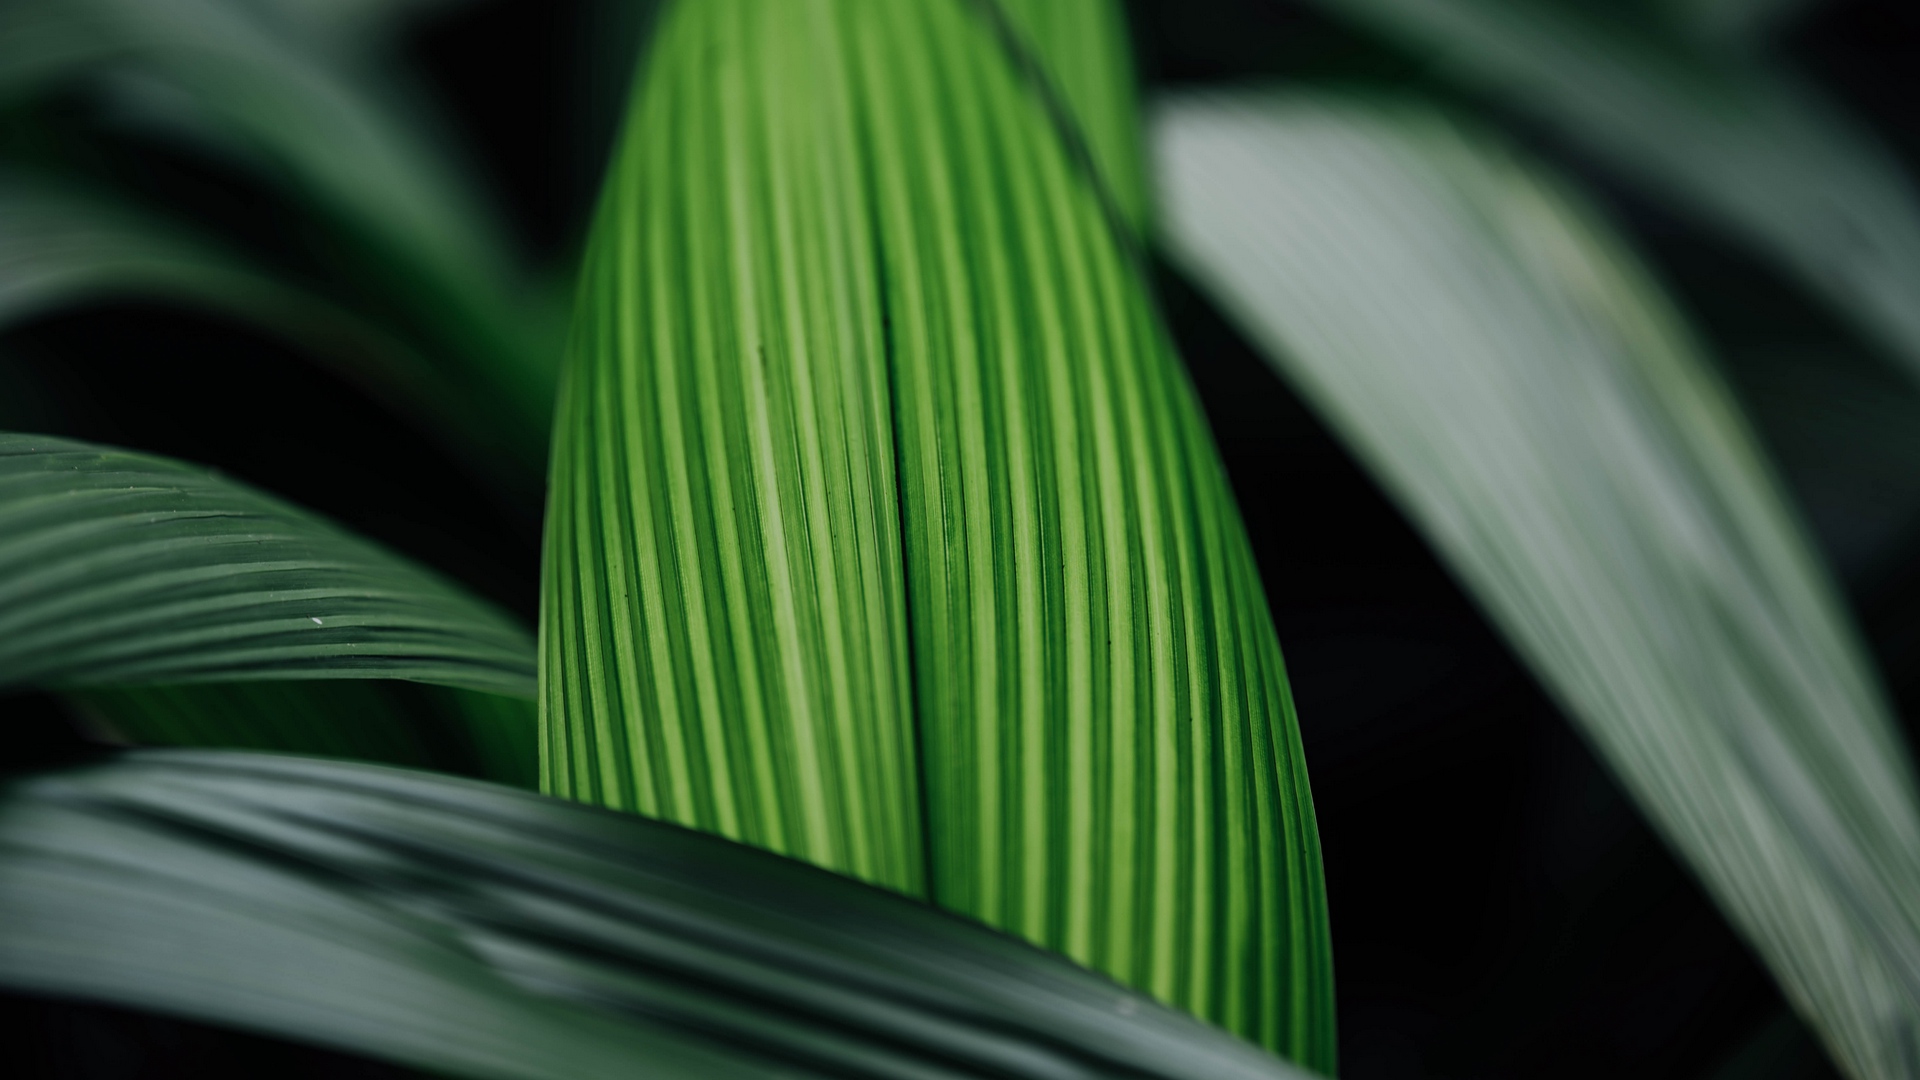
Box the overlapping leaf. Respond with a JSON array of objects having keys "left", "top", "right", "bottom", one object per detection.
[
  {"left": 990, "top": 0, "right": 1151, "bottom": 229},
  {"left": 1302, "top": 0, "right": 1920, "bottom": 390},
  {"left": 0, "top": 750, "right": 1319, "bottom": 1080},
  {"left": 1154, "top": 90, "right": 1920, "bottom": 1080},
  {"left": 543, "top": 0, "right": 1331, "bottom": 1060},
  {"left": 0, "top": 432, "right": 535, "bottom": 696}
]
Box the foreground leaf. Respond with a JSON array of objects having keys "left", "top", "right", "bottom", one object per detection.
[
  {"left": 1155, "top": 90, "right": 1920, "bottom": 1080},
  {"left": 0, "top": 750, "right": 1317, "bottom": 1080},
  {"left": 545, "top": 0, "right": 1331, "bottom": 1059},
  {"left": 991, "top": 0, "right": 1151, "bottom": 229},
  {"left": 1301, "top": 0, "right": 1920, "bottom": 390},
  {"left": 0, "top": 433, "right": 534, "bottom": 696}
]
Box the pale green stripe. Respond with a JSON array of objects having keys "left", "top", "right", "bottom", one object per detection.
[{"left": 0, "top": 435, "right": 534, "bottom": 697}]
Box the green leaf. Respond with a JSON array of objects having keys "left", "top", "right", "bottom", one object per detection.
[
  {"left": 988, "top": 0, "right": 1152, "bottom": 229},
  {"left": 1659, "top": 0, "right": 1820, "bottom": 43},
  {"left": 0, "top": 0, "right": 558, "bottom": 483},
  {"left": 543, "top": 0, "right": 1332, "bottom": 1061},
  {"left": 1154, "top": 89, "right": 1920, "bottom": 1080},
  {"left": 71, "top": 681, "right": 539, "bottom": 788},
  {"left": 1299, "top": 0, "right": 1920, "bottom": 391},
  {"left": 0, "top": 432, "right": 535, "bottom": 697},
  {"left": 0, "top": 750, "right": 1320, "bottom": 1080}
]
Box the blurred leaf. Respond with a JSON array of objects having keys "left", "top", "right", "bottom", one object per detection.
[
  {"left": 1300, "top": 0, "right": 1920, "bottom": 393},
  {"left": 71, "top": 682, "right": 539, "bottom": 788},
  {"left": 237, "top": 0, "right": 473, "bottom": 52},
  {"left": 0, "top": 171, "right": 538, "bottom": 461},
  {"left": 0, "top": 432, "right": 535, "bottom": 696},
  {"left": 0, "top": 0, "right": 558, "bottom": 484},
  {"left": 1660, "top": 0, "right": 1822, "bottom": 43},
  {"left": 544, "top": 0, "right": 1332, "bottom": 1061},
  {"left": 0, "top": 750, "right": 1319, "bottom": 1080},
  {"left": 1154, "top": 90, "right": 1920, "bottom": 1080}
]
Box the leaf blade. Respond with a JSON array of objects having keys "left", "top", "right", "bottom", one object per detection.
[
  {"left": 544, "top": 0, "right": 1333, "bottom": 1060},
  {"left": 1153, "top": 89, "right": 1920, "bottom": 1080},
  {"left": 0, "top": 433, "right": 535, "bottom": 697},
  {"left": 0, "top": 750, "right": 1319, "bottom": 1080}
]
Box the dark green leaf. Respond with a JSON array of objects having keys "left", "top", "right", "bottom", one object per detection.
[
  {"left": 1154, "top": 89, "right": 1920, "bottom": 1080},
  {"left": 543, "top": 0, "right": 1332, "bottom": 1061},
  {"left": 72, "top": 681, "right": 539, "bottom": 788},
  {"left": 0, "top": 750, "right": 1318, "bottom": 1080},
  {"left": 0, "top": 432, "right": 535, "bottom": 696},
  {"left": 1660, "top": 0, "right": 1820, "bottom": 43},
  {"left": 0, "top": 0, "right": 559, "bottom": 483}
]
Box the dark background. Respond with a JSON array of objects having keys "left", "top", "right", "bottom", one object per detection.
[{"left": 8, "top": 0, "right": 1920, "bottom": 1076}]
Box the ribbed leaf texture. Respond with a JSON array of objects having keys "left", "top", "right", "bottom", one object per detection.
[
  {"left": 1155, "top": 90, "right": 1920, "bottom": 1080},
  {"left": 0, "top": 751, "right": 1318, "bottom": 1080},
  {"left": 542, "top": 0, "right": 1332, "bottom": 1061},
  {"left": 0, "top": 433, "right": 535, "bottom": 696}
]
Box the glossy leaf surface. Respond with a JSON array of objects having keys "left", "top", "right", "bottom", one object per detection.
[
  {"left": 1155, "top": 90, "right": 1920, "bottom": 1080},
  {"left": 543, "top": 0, "right": 1331, "bottom": 1059},
  {"left": 0, "top": 750, "right": 1319, "bottom": 1080}
]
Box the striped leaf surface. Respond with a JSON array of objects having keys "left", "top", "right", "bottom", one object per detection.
[
  {"left": 1154, "top": 90, "right": 1920, "bottom": 1080},
  {"left": 543, "top": 0, "right": 1331, "bottom": 1061},
  {"left": 0, "top": 433, "right": 535, "bottom": 697}
]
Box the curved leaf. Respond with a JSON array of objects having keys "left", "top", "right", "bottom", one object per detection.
[
  {"left": 544, "top": 0, "right": 1332, "bottom": 1060},
  {"left": 0, "top": 172, "right": 512, "bottom": 448},
  {"left": 0, "top": 750, "right": 1317, "bottom": 1080},
  {"left": 1154, "top": 90, "right": 1920, "bottom": 1080},
  {"left": 1301, "top": 0, "right": 1920, "bottom": 391},
  {"left": 0, "top": 0, "right": 558, "bottom": 481},
  {"left": 0, "top": 432, "right": 535, "bottom": 697}
]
